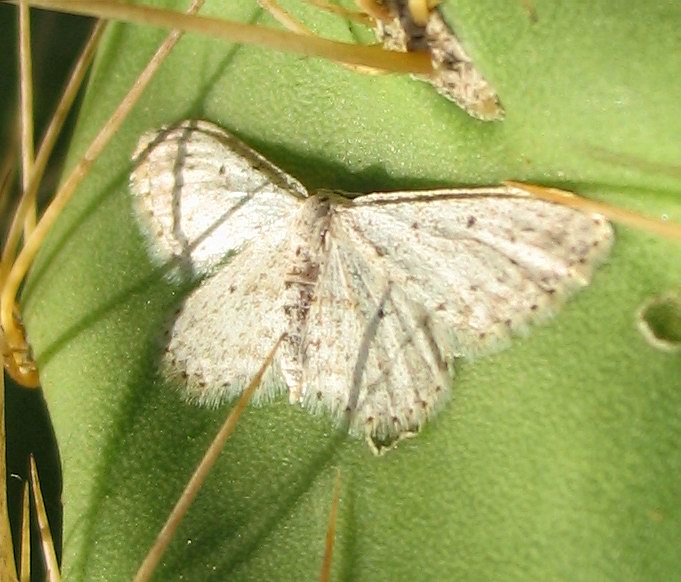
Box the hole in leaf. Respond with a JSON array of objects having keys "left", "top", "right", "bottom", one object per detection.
[{"left": 637, "top": 291, "right": 681, "bottom": 352}]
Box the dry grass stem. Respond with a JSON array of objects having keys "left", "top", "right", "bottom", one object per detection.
[
  {"left": 2, "top": 20, "right": 105, "bottom": 280},
  {"left": 0, "top": 363, "right": 19, "bottom": 581},
  {"left": 19, "top": 482, "right": 30, "bottom": 582},
  {"left": 306, "top": 0, "right": 372, "bottom": 25},
  {"left": 258, "top": 0, "right": 314, "bottom": 35},
  {"left": 133, "top": 334, "right": 284, "bottom": 582},
  {"left": 0, "top": 123, "right": 20, "bottom": 244},
  {"left": 11, "top": 0, "right": 433, "bottom": 73},
  {"left": 319, "top": 469, "right": 342, "bottom": 582},
  {"left": 507, "top": 181, "right": 681, "bottom": 242},
  {"left": 28, "top": 457, "right": 60, "bottom": 582},
  {"left": 18, "top": 0, "right": 36, "bottom": 236},
  {"left": 0, "top": 0, "right": 207, "bottom": 368}
]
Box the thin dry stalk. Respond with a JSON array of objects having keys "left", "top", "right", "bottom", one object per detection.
[
  {"left": 0, "top": 364, "right": 19, "bottom": 582},
  {"left": 0, "top": 0, "right": 210, "bottom": 360},
  {"left": 259, "top": 0, "right": 314, "bottom": 35},
  {"left": 319, "top": 469, "right": 342, "bottom": 582},
  {"left": 132, "top": 335, "right": 284, "bottom": 582},
  {"left": 1, "top": 16, "right": 104, "bottom": 387},
  {"left": 19, "top": 482, "right": 30, "bottom": 582},
  {"left": 306, "top": 0, "right": 372, "bottom": 24},
  {"left": 18, "top": 0, "right": 36, "bottom": 236},
  {"left": 0, "top": 122, "right": 20, "bottom": 248},
  {"left": 507, "top": 181, "right": 681, "bottom": 242},
  {"left": 28, "top": 457, "right": 60, "bottom": 582},
  {"left": 11, "top": 0, "right": 432, "bottom": 73},
  {"left": 258, "top": 0, "right": 382, "bottom": 73},
  {"left": 2, "top": 20, "right": 105, "bottom": 283},
  {"left": 356, "top": 0, "right": 392, "bottom": 21}
]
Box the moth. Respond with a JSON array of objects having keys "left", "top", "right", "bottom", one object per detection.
[
  {"left": 130, "top": 120, "right": 612, "bottom": 452},
  {"left": 371, "top": 0, "right": 504, "bottom": 119}
]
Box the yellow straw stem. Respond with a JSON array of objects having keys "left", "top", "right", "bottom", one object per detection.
[
  {"left": 2, "top": 21, "right": 105, "bottom": 277},
  {"left": 19, "top": 482, "right": 30, "bottom": 582},
  {"left": 506, "top": 181, "right": 681, "bottom": 243},
  {"left": 29, "top": 457, "right": 60, "bottom": 582},
  {"left": 0, "top": 363, "right": 19, "bottom": 581},
  {"left": 319, "top": 469, "right": 342, "bottom": 582},
  {"left": 0, "top": 0, "right": 206, "bottom": 352},
  {"left": 16, "top": 0, "right": 432, "bottom": 73},
  {"left": 133, "top": 334, "right": 284, "bottom": 582},
  {"left": 18, "top": 0, "right": 36, "bottom": 236}
]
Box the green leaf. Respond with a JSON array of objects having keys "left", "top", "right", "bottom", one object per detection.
[{"left": 23, "top": 0, "right": 681, "bottom": 579}]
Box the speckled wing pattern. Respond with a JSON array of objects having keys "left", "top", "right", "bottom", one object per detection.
[
  {"left": 374, "top": 0, "right": 504, "bottom": 120},
  {"left": 302, "top": 190, "right": 611, "bottom": 441},
  {"left": 130, "top": 119, "right": 306, "bottom": 277},
  {"left": 130, "top": 120, "right": 303, "bottom": 401},
  {"left": 130, "top": 120, "right": 613, "bottom": 451}
]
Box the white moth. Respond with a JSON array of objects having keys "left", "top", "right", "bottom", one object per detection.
[
  {"left": 373, "top": 0, "right": 504, "bottom": 120},
  {"left": 130, "top": 120, "right": 612, "bottom": 452}
]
